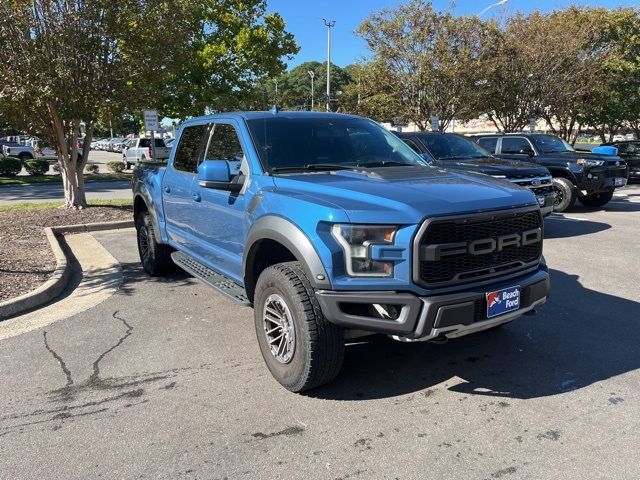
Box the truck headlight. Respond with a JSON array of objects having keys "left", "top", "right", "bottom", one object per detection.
[
  {"left": 577, "top": 158, "right": 604, "bottom": 168},
  {"left": 332, "top": 224, "right": 397, "bottom": 277}
]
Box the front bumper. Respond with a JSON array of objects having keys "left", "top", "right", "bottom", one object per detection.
[
  {"left": 316, "top": 268, "right": 549, "bottom": 341},
  {"left": 580, "top": 165, "right": 629, "bottom": 193}
]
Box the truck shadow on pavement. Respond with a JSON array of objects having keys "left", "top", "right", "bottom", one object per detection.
[
  {"left": 310, "top": 268, "right": 640, "bottom": 401},
  {"left": 543, "top": 215, "right": 610, "bottom": 239}
]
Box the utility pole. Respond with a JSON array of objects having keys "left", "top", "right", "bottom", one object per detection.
[
  {"left": 322, "top": 19, "right": 336, "bottom": 112},
  {"left": 308, "top": 70, "right": 315, "bottom": 110}
]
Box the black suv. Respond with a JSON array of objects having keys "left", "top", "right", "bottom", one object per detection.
[
  {"left": 471, "top": 133, "right": 628, "bottom": 212},
  {"left": 395, "top": 131, "right": 555, "bottom": 216},
  {"left": 600, "top": 140, "right": 640, "bottom": 183}
]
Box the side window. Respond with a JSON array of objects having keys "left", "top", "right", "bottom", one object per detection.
[
  {"left": 204, "top": 123, "right": 245, "bottom": 176},
  {"left": 174, "top": 125, "right": 207, "bottom": 173},
  {"left": 401, "top": 138, "right": 422, "bottom": 153},
  {"left": 501, "top": 137, "right": 534, "bottom": 154},
  {"left": 477, "top": 137, "right": 498, "bottom": 153}
]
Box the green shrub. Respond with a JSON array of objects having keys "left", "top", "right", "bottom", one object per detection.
[
  {"left": 106, "top": 160, "right": 124, "bottom": 173},
  {"left": 24, "top": 159, "right": 49, "bottom": 176},
  {"left": 0, "top": 156, "right": 23, "bottom": 177},
  {"left": 84, "top": 163, "right": 99, "bottom": 173}
]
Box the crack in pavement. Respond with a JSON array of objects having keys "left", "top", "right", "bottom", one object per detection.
[
  {"left": 42, "top": 330, "right": 74, "bottom": 389},
  {"left": 88, "top": 310, "right": 133, "bottom": 388}
]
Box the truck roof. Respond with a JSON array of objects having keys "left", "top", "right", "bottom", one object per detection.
[{"left": 184, "top": 110, "right": 362, "bottom": 123}]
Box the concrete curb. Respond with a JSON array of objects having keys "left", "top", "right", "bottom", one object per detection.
[{"left": 0, "top": 219, "right": 134, "bottom": 321}]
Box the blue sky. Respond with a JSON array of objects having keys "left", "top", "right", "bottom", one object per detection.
[{"left": 267, "top": 0, "right": 638, "bottom": 68}]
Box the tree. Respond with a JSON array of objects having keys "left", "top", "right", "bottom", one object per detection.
[
  {"left": 159, "top": 0, "right": 298, "bottom": 117},
  {"left": 357, "top": 0, "right": 492, "bottom": 131},
  {"left": 0, "top": 0, "right": 297, "bottom": 208},
  {"left": 249, "top": 61, "right": 353, "bottom": 111}
]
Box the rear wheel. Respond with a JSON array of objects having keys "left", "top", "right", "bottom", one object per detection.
[
  {"left": 136, "top": 211, "right": 174, "bottom": 276},
  {"left": 254, "top": 262, "right": 344, "bottom": 392},
  {"left": 578, "top": 190, "right": 614, "bottom": 208},
  {"left": 552, "top": 177, "right": 576, "bottom": 212},
  {"left": 18, "top": 153, "right": 33, "bottom": 163}
]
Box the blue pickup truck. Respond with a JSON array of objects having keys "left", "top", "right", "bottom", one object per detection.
[{"left": 132, "top": 111, "right": 550, "bottom": 392}]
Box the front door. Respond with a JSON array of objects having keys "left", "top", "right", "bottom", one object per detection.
[{"left": 189, "top": 121, "right": 249, "bottom": 283}]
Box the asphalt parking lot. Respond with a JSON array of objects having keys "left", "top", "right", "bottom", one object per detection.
[{"left": 1, "top": 186, "right": 639, "bottom": 479}]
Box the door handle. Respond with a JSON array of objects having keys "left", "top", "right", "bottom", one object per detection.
[
  {"left": 163, "top": 186, "right": 171, "bottom": 194},
  {"left": 192, "top": 192, "right": 201, "bottom": 202}
]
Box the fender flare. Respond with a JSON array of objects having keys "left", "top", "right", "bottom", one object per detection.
[
  {"left": 244, "top": 216, "right": 332, "bottom": 291},
  {"left": 133, "top": 194, "right": 162, "bottom": 240}
]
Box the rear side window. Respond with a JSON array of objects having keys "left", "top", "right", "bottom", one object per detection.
[
  {"left": 174, "top": 125, "right": 207, "bottom": 173},
  {"left": 477, "top": 137, "right": 498, "bottom": 153},
  {"left": 501, "top": 137, "right": 533, "bottom": 154}
]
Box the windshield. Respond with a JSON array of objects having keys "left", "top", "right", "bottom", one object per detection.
[
  {"left": 532, "top": 135, "right": 575, "bottom": 153},
  {"left": 419, "top": 133, "right": 491, "bottom": 160},
  {"left": 246, "top": 116, "right": 427, "bottom": 172}
]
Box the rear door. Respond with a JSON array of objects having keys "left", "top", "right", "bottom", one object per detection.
[
  {"left": 161, "top": 123, "right": 210, "bottom": 253},
  {"left": 189, "top": 120, "right": 249, "bottom": 282}
]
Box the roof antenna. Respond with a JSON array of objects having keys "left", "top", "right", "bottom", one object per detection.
[{"left": 270, "top": 104, "right": 280, "bottom": 115}]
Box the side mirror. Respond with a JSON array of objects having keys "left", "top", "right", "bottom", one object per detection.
[{"left": 198, "top": 160, "right": 242, "bottom": 192}]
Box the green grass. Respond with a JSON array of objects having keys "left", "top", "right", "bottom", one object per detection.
[
  {"left": 0, "top": 173, "right": 130, "bottom": 186},
  {"left": 0, "top": 198, "right": 132, "bottom": 213}
]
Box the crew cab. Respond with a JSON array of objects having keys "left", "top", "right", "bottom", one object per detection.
[
  {"left": 600, "top": 140, "right": 640, "bottom": 183},
  {"left": 471, "top": 133, "right": 628, "bottom": 212},
  {"left": 132, "top": 111, "right": 550, "bottom": 392},
  {"left": 123, "top": 137, "right": 170, "bottom": 169},
  {"left": 395, "top": 131, "right": 555, "bottom": 216}
]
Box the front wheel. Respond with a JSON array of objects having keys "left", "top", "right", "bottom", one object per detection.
[
  {"left": 552, "top": 177, "right": 576, "bottom": 212},
  {"left": 254, "top": 262, "right": 344, "bottom": 392},
  {"left": 136, "top": 211, "right": 174, "bottom": 276},
  {"left": 578, "top": 190, "right": 614, "bottom": 208}
]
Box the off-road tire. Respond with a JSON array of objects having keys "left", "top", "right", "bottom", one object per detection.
[
  {"left": 578, "top": 189, "right": 614, "bottom": 208},
  {"left": 254, "top": 262, "right": 344, "bottom": 392},
  {"left": 552, "top": 177, "right": 576, "bottom": 212},
  {"left": 136, "top": 211, "right": 173, "bottom": 276},
  {"left": 18, "top": 153, "right": 33, "bottom": 163}
]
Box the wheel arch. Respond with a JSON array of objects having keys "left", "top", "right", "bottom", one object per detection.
[
  {"left": 133, "top": 194, "right": 162, "bottom": 240},
  {"left": 244, "top": 216, "right": 331, "bottom": 303}
]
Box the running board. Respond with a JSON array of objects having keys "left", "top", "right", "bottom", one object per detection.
[{"left": 171, "top": 251, "right": 250, "bottom": 306}]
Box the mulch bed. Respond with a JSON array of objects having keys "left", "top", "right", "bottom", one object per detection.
[{"left": 0, "top": 205, "right": 132, "bottom": 303}]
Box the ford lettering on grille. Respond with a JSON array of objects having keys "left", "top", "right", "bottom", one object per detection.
[{"left": 422, "top": 228, "right": 542, "bottom": 261}]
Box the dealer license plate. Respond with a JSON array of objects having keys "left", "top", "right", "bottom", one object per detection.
[
  {"left": 614, "top": 177, "right": 627, "bottom": 187},
  {"left": 486, "top": 286, "right": 521, "bottom": 318}
]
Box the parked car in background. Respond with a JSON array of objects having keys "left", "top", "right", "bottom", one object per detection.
[
  {"left": 123, "top": 137, "right": 170, "bottom": 168},
  {"left": 164, "top": 137, "right": 176, "bottom": 148},
  {"left": 601, "top": 141, "right": 640, "bottom": 182},
  {"left": 471, "top": 133, "right": 628, "bottom": 212},
  {"left": 395, "top": 131, "right": 555, "bottom": 216},
  {"left": 2, "top": 141, "right": 57, "bottom": 162}
]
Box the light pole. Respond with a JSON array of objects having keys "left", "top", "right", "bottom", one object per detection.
[
  {"left": 308, "top": 70, "right": 315, "bottom": 110},
  {"left": 477, "top": 0, "right": 507, "bottom": 16},
  {"left": 322, "top": 18, "right": 336, "bottom": 112}
]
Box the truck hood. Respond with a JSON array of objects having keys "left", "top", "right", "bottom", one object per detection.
[
  {"left": 434, "top": 157, "right": 548, "bottom": 178},
  {"left": 272, "top": 166, "right": 537, "bottom": 224}
]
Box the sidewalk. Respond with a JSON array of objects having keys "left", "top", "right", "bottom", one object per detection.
[{"left": 0, "top": 180, "right": 131, "bottom": 204}]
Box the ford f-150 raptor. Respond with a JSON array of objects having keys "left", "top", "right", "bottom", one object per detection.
[{"left": 132, "top": 111, "right": 550, "bottom": 392}]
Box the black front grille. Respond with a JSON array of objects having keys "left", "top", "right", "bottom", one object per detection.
[
  {"left": 418, "top": 210, "right": 542, "bottom": 286},
  {"left": 531, "top": 185, "right": 554, "bottom": 196}
]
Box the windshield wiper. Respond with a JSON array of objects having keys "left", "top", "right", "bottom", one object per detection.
[
  {"left": 438, "top": 155, "right": 480, "bottom": 160},
  {"left": 270, "top": 163, "right": 356, "bottom": 173}
]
